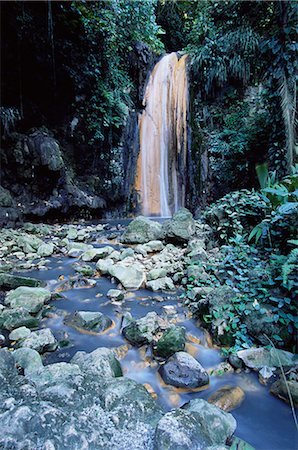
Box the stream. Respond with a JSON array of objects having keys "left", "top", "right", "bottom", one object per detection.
[{"left": 14, "top": 224, "right": 297, "bottom": 450}]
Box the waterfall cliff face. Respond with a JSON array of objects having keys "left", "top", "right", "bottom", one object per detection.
[{"left": 135, "top": 53, "right": 189, "bottom": 217}]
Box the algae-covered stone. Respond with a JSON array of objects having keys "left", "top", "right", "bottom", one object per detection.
[
  {"left": 122, "top": 311, "right": 161, "bottom": 346},
  {"left": 13, "top": 347, "right": 43, "bottom": 374},
  {"left": 37, "top": 243, "right": 54, "bottom": 257},
  {"left": 109, "top": 264, "right": 145, "bottom": 290},
  {"left": 159, "top": 351, "right": 209, "bottom": 388},
  {"left": 208, "top": 385, "right": 245, "bottom": 412},
  {"left": 183, "top": 398, "right": 237, "bottom": 446},
  {"left": 0, "top": 307, "right": 39, "bottom": 331},
  {"left": 0, "top": 273, "right": 44, "bottom": 290},
  {"left": 65, "top": 311, "right": 113, "bottom": 333},
  {"left": 155, "top": 327, "right": 186, "bottom": 358},
  {"left": 20, "top": 328, "right": 58, "bottom": 353},
  {"left": 162, "top": 208, "right": 195, "bottom": 243},
  {"left": 121, "top": 216, "right": 163, "bottom": 244},
  {"left": 5, "top": 286, "right": 51, "bottom": 313},
  {"left": 71, "top": 347, "right": 122, "bottom": 378}
]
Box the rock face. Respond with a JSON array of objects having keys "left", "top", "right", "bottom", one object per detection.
[
  {"left": 122, "top": 312, "right": 161, "bottom": 346},
  {"left": 120, "top": 216, "right": 163, "bottom": 244},
  {"left": 155, "top": 327, "right": 186, "bottom": 358},
  {"left": 109, "top": 264, "right": 145, "bottom": 289},
  {"left": 159, "top": 352, "right": 209, "bottom": 388},
  {"left": 5, "top": 287, "right": 52, "bottom": 313},
  {"left": 71, "top": 347, "right": 122, "bottom": 378},
  {"left": 162, "top": 208, "right": 195, "bottom": 243},
  {"left": 65, "top": 311, "right": 113, "bottom": 333},
  {"left": 208, "top": 385, "right": 245, "bottom": 412}
]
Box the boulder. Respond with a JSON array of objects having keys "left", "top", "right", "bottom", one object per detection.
[
  {"left": 96, "top": 258, "right": 114, "bottom": 274},
  {"left": 120, "top": 248, "right": 135, "bottom": 260},
  {"left": 16, "top": 233, "right": 43, "bottom": 253},
  {"left": 71, "top": 347, "right": 122, "bottom": 378},
  {"left": 270, "top": 378, "right": 298, "bottom": 407},
  {"left": 109, "top": 264, "right": 145, "bottom": 290},
  {"left": 9, "top": 326, "right": 31, "bottom": 341},
  {"left": 155, "top": 327, "right": 186, "bottom": 358},
  {"left": 162, "top": 208, "right": 195, "bottom": 243},
  {"left": 183, "top": 398, "right": 237, "bottom": 446},
  {"left": 20, "top": 328, "right": 58, "bottom": 353},
  {"left": 208, "top": 385, "right": 245, "bottom": 412},
  {"left": 147, "top": 268, "right": 167, "bottom": 281},
  {"left": 230, "top": 437, "right": 256, "bottom": 450},
  {"left": 120, "top": 216, "right": 163, "bottom": 244},
  {"left": 146, "top": 276, "right": 175, "bottom": 292},
  {"left": 5, "top": 286, "right": 51, "bottom": 313},
  {"left": 28, "top": 362, "right": 83, "bottom": 394},
  {"left": 159, "top": 352, "right": 209, "bottom": 388},
  {"left": 65, "top": 311, "right": 113, "bottom": 333},
  {"left": 154, "top": 409, "right": 212, "bottom": 450},
  {"left": 0, "top": 307, "right": 39, "bottom": 331},
  {"left": 237, "top": 347, "right": 297, "bottom": 370},
  {"left": 37, "top": 243, "right": 54, "bottom": 257},
  {"left": 0, "top": 273, "right": 44, "bottom": 290},
  {"left": 13, "top": 347, "right": 43, "bottom": 374},
  {"left": 73, "top": 264, "right": 94, "bottom": 277},
  {"left": 122, "top": 311, "right": 162, "bottom": 346}
]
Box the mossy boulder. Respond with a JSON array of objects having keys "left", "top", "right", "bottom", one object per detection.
[
  {"left": 155, "top": 326, "right": 186, "bottom": 358},
  {"left": 162, "top": 208, "right": 196, "bottom": 243},
  {"left": 65, "top": 311, "right": 113, "bottom": 333},
  {"left": 5, "top": 287, "right": 52, "bottom": 313},
  {"left": 71, "top": 347, "right": 122, "bottom": 378},
  {"left": 121, "top": 216, "right": 163, "bottom": 244}
]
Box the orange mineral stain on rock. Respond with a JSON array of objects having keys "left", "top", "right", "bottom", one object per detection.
[{"left": 135, "top": 53, "right": 189, "bottom": 217}]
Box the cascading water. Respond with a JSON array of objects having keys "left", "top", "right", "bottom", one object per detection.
[{"left": 135, "top": 53, "right": 189, "bottom": 217}]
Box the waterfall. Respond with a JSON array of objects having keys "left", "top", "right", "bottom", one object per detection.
[{"left": 135, "top": 52, "right": 189, "bottom": 217}]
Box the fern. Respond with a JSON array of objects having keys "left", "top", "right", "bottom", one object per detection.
[{"left": 282, "top": 248, "right": 298, "bottom": 290}]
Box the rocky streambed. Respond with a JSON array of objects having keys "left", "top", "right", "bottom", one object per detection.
[{"left": 0, "top": 210, "right": 297, "bottom": 450}]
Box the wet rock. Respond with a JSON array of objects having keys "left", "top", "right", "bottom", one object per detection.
[
  {"left": 142, "top": 240, "right": 164, "bottom": 253},
  {"left": 183, "top": 398, "right": 237, "bottom": 446},
  {"left": 228, "top": 354, "right": 244, "bottom": 370},
  {"left": 147, "top": 268, "right": 167, "bottom": 281},
  {"left": 107, "top": 289, "right": 124, "bottom": 301},
  {"left": 230, "top": 437, "right": 256, "bottom": 450},
  {"left": 159, "top": 352, "right": 209, "bottom": 388},
  {"left": 0, "top": 334, "right": 5, "bottom": 345},
  {"left": 20, "top": 328, "right": 58, "bottom": 353},
  {"left": 270, "top": 378, "right": 298, "bottom": 407},
  {"left": 65, "top": 310, "right": 112, "bottom": 333},
  {"left": 122, "top": 311, "right": 162, "bottom": 346},
  {"left": 209, "top": 362, "right": 234, "bottom": 376},
  {"left": 5, "top": 286, "right": 51, "bottom": 313},
  {"left": 109, "top": 264, "right": 145, "bottom": 290},
  {"left": 0, "top": 307, "right": 39, "bottom": 331},
  {"left": 71, "top": 347, "right": 122, "bottom": 378},
  {"left": 162, "top": 208, "right": 195, "bottom": 243},
  {"left": 13, "top": 347, "right": 43, "bottom": 374},
  {"left": 96, "top": 258, "right": 114, "bottom": 274},
  {"left": 37, "top": 243, "right": 54, "bottom": 257},
  {"left": 73, "top": 263, "right": 94, "bottom": 277},
  {"left": 67, "top": 242, "right": 92, "bottom": 257},
  {"left": 155, "top": 327, "right": 186, "bottom": 358},
  {"left": 208, "top": 385, "right": 245, "bottom": 412},
  {"left": 0, "top": 273, "right": 44, "bottom": 290},
  {"left": 9, "top": 326, "right": 31, "bottom": 341},
  {"left": 146, "top": 276, "right": 175, "bottom": 292},
  {"left": 154, "top": 409, "right": 212, "bottom": 450},
  {"left": 81, "top": 246, "right": 113, "bottom": 262},
  {"left": 237, "top": 347, "right": 297, "bottom": 370},
  {"left": 121, "top": 216, "right": 163, "bottom": 244},
  {"left": 16, "top": 233, "right": 43, "bottom": 253},
  {"left": 66, "top": 228, "right": 78, "bottom": 240}
]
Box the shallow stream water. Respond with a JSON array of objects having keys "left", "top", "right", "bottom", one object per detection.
[{"left": 15, "top": 230, "right": 297, "bottom": 450}]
